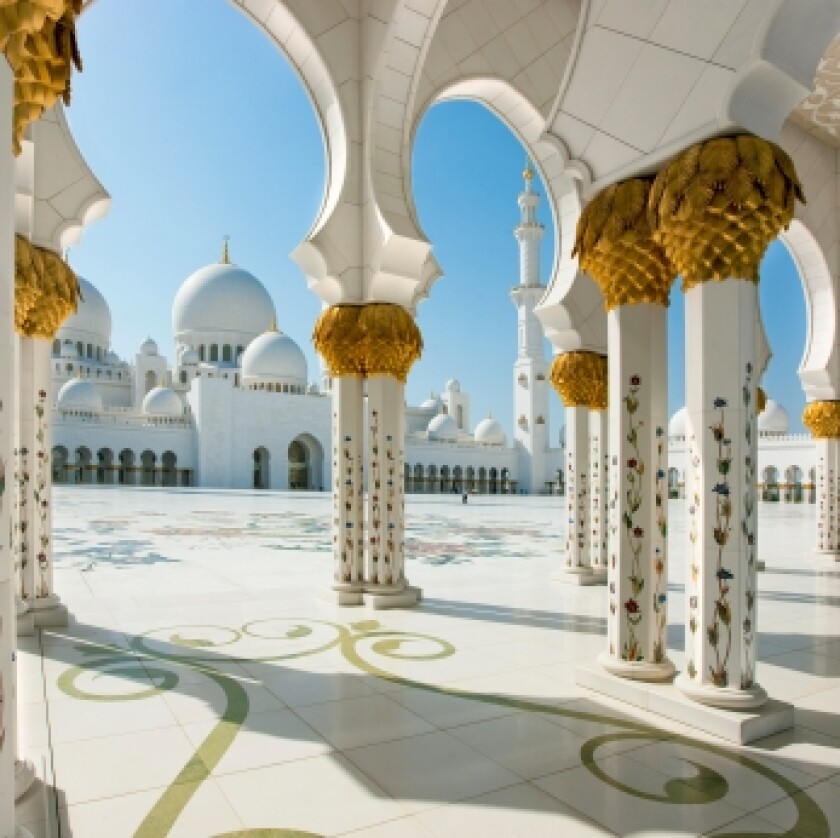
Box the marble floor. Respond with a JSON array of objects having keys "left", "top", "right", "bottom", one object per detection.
[{"left": 14, "top": 487, "right": 840, "bottom": 837}]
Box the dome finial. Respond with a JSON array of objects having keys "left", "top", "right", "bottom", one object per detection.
[
  {"left": 221, "top": 235, "right": 230, "bottom": 265},
  {"left": 270, "top": 316, "right": 278, "bottom": 333},
  {"left": 523, "top": 155, "right": 534, "bottom": 187}
]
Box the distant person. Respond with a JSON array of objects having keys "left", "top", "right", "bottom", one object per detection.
[{"left": 462, "top": 492, "right": 468, "bottom": 504}]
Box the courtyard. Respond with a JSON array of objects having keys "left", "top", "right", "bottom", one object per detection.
[{"left": 12, "top": 488, "right": 840, "bottom": 837}]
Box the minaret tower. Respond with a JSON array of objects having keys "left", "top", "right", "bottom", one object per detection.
[{"left": 510, "top": 160, "right": 549, "bottom": 493}]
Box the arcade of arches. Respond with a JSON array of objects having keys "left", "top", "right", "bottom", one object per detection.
[{"left": 3, "top": 2, "right": 840, "bottom": 835}]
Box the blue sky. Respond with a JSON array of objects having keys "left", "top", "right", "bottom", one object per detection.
[{"left": 68, "top": 0, "right": 807, "bottom": 435}]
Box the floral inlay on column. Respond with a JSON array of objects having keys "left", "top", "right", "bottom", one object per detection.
[
  {"left": 707, "top": 396, "right": 734, "bottom": 688},
  {"left": 686, "top": 440, "right": 701, "bottom": 680},
  {"left": 33, "top": 388, "right": 50, "bottom": 598},
  {"left": 369, "top": 409, "right": 380, "bottom": 584},
  {"left": 621, "top": 374, "right": 644, "bottom": 662},
  {"left": 14, "top": 444, "right": 28, "bottom": 600},
  {"left": 652, "top": 425, "right": 667, "bottom": 663},
  {"left": 741, "top": 364, "right": 757, "bottom": 688}
]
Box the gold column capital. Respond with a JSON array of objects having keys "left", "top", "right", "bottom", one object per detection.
[
  {"left": 649, "top": 135, "right": 805, "bottom": 290},
  {"left": 0, "top": 0, "right": 83, "bottom": 155},
  {"left": 573, "top": 177, "right": 675, "bottom": 310},
  {"left": 549, "top": 351, "right": 608, "bottom": 410},
  {"left": 803, "top": 400, "right": 840, "bottom": 439},
  {"left": 313, "top": 302, "right": 422, "bottom": 383},
  {"left": 15, "top": 234, "right": 79, "bottom": 338}
]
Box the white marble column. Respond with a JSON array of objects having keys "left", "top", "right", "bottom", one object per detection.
[
  {"left": 27, "top": 339, "right": 66, "bottom": 626},
  {"left": 590, "top": 408, "right": 608, "bottom": 573},
  {"left": 564, "top": 405, "right": 590, "bottom": 574},
  {"left": 601, "top": 303, "right": 673, "bottom": 681},
  {"left": 676, "top": 279, "right": 765, "bottom": 708},
  {"left": 815, "top": 437, "right": 840, "bottom": 556},
  {"left": 331, "top": 376, "right": 365, "bottom": 605},
  {"left": 365, "top": 376, "right": 418, "bottom": 607},
  {"left": 0, "top": 54, "right": 17, "bottom": 838}
]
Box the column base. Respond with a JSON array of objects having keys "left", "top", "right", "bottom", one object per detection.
[
  {"left": 16, "top": 599, "right": 34, "bottom": 638},
  {"left": 365, "top": 585, "right": 421, "bottom": 609},
  {"left": 15, "top": 759, "right": 35, "bottom": 802},
  {"left": 327, "top": 583, "right": 422, "bottom": 609},
  {"left": 16, "top": 828, "right": 35, "bottom": 838},
  {"left": 556, "top": 567, "right": 607, "bottom": 586},
  {"left": 675, "top": 673, "right": 768, "bottom": 710},
  {"left": 598, "top": 651, "right": 675, "bottom": 682},
  {"left": 29, "top": 594, "right": 68, "bottom": 628}
]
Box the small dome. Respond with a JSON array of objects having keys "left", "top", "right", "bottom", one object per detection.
[
  {"left": 759, "top": 399, "right": 789, "bottom": 435},
  {"left": 474, "top": 415, "right": 505, "bottom": 445},
  {"left": 428, "top": 412, "right": 459, "bottom": 441},
  {"left": 105, "top": 350, "right": 120, "bottom": 364},
  {"left": 445, "top": 378, "right": 461, "bottom": 393},
  {"left": 172, "top": 259, "right": 275, "bottom": 342},
  {"left": 180, "top": 347, "right": 199, "bottom": 366},
  {"left": 142, "top": 386, "right": 184, "bottom": 417},
  {"left": 140, "top": 337, "right": 158, "bottom": 356},
  {"left": 669, "top": 407, "right": 688, "bottom": 437},
  {"left": 58, "top": 277, "right": 112, "bottom": 346},
  {"left": 240, "top": 329, "right": 307, "bottom": 386},
  {"left": 420, "top": 392, "right": 442, "bottom": 412},
  {"left": 57, "top": 378, "right": 102, "bottom": 412}
]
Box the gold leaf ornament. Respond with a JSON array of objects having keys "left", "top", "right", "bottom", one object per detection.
[
  {"left": 649, "top": 136, "right": 805, "bottom": 289},
  {"left": 313, "top": 303, "right": 422, "bottom": 383},
  {"left": 573, "top": 178, "right": 675, "bottom": 310},
  {"left": 549, "top": 351, "right": 608, "bottom": 410},
  {"left": 802, "top": 401, "right": 840, "bottom": 439},
  {"left": 14, "top": 233, "right": 80, "bottom": 337}
]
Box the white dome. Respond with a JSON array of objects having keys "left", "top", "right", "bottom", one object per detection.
[
  {"left": 759, "top": 399, "right": 790, "bottom": 435},
  {"left": 57, "top": 277, "right": 111, "bottom": 346},
  {"left": 140, "top": 337, "right": 158, "bottom": 356},
  {"left": 420, "top": 393, "right": 442, "bottom": 411},
  {"left": 172, "top": 260, "right": 276, "bottom": 342},
  {"left": 669, "top": 407, "right": 688, "bottom": 437},
  {"left": 105, "top": 350, "right": 120, "bottom": 364},
  {"left": 57, "top": 378, "right": 102, "bottom": 412},
  {"left": 474, "top": 415, "right": 505, "bottom": 445},
  {"left": 428, "top": 412, "right": 459, "bottom": 441},
  {"left": 445, "top": 378, "right": 461, "bottom": 392},
  {"left": 142, "top": 386, "right": 184, "bottom": 417},
  {"left": 240, "top": 329, "right": 307, "bottom": 386},
  {"left": 180, "top": 347, "right": 199, "bottom": 366}
]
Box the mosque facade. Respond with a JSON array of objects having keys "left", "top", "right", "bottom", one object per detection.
[{"left": 50, "top": 179, "right": 565, "bottom": 494}]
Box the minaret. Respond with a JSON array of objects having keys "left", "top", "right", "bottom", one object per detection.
[{"left": 510, "top": 160, "right": 549, "bottom": 494}]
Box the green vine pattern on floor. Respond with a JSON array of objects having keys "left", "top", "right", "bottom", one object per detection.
[
  {"left": 621, "top": 374, "right": 645, "bottom": 661},
  {"left": 55, "top": 617, "right": 828, "bottom": 838}
]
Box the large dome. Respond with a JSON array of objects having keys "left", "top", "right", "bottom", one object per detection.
[
  {"left": 428, "top": 412, "right": 459, "bottom": 441},
  {"left": 57, "top": 277, "right": 111, "bottom": 346},
  {"left": 240, "top": 329, "right": 307, "bottom": 387},
  {"left": 759, "top": 399, "right": 790, "bottom": 435},
  {"left": 172, "top": 259, "right": 276, "bottom": 342},
  {"left": 57, "top": 378, "right": 102, "bottom": 413},
  {"left": 143, "top": 386, "right": 184, "bottom": 418},
  {"left": 669, "top": 407, "right": 688, "bottom": 437},
  {"left": 474, "top": 415, "right": 505, "bottom": 445}
]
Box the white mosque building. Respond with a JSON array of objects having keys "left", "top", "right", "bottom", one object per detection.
[{"left": 49, "top": 173, "right": 817, "bottom": 501}]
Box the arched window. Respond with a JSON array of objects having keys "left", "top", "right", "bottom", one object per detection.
[
  {"left": 199, "top": 345, "right": 206, "bottom": 362},
  {"left": 180, "top": 370, "right": 187, "bottom": 384},
  {"left": 96, "top": 346, "right": 102, "bottom": 361},
  {"left": 140, "top": 450, "right": 156, "bottom": 486},
  {"left": 76, "top": 341, "right": 83, "bottom": 357},
  {"left": 236, "top": 345, "right": 244, "bottom": 360},
  {"left": 52, "top": 339, "right": 60, "bottom": 356},
  {"left": 162, "top": 451, "right": 177, "bottom": 487},
  {"left": 222, "top": 344, "right": 232, "bottom": 363},
  {"left": 145, "top": 370, "right": 156, "bottom": 394},
  {"left": 253, "top": 447, "right": 270, "bottom": 490},
  {"left": 209, "top": 344, "right": 219, "bottom": 362},
  {"left": 456, "top": 405, "right": 464, "bottom": 429},
  {"left": 86, "top": 343, "right": 93, "bottom": 358}
]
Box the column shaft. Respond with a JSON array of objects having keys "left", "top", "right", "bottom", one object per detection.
[
  {"left": 816, "top": 438, "right": 840, "bottom": 554},
  {"left": 678, "top": 279, "right": 765, "bottom": 707},
  {"left": 16, "top": 337, "right": 34, "bottom": 605},
  {"left": 365, "top": 376, "right": 406, "bottom": 591},
  {"left": 0, "top": 56, "right": 16, "bottom": 838},
  {"left": 564, "top": 406, "right": 590, "bottom": 571},
  {"left": 602, "top": 303, "right": 672, "bottom": 680},
  {"left": 590, "top": 409, "right": 608, "bottom": 570},
  {"left": 331, "top": 377, "right": 364, "bottom": 601}
]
